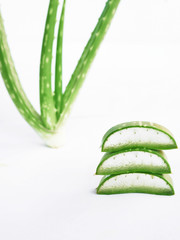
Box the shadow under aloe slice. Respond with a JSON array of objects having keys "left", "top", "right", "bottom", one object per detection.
[
  {"left": 102, "top": 121, "right": 177, "bottom": 152},
  {"left": 96, "top": 149, "right": 171, "bottom": 175},
  {"left": 97, "top": 173, "right": 174, "bottom": 195}
]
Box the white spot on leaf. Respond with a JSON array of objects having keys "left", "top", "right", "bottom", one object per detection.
[{"left": 49, "top": 8, "right": 53, "bottom": 15}]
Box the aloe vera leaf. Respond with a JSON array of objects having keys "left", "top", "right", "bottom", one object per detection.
[
  {"left": 40, "top": 0, "right": 59, "bottom": 130},
  {"left": 96, "top": 149, "right": 171, "bottom": 175},
  {"left": 57, "top": 0, "right": 121, "bottom": 126},
  {"left": 0, "top": 12, "right": 50, "bottom": 134},
  {"left": 55, "top": 0, "right": 66, "bottom": 120},
  {"left": 97, "top": 173, "right": 174, "bottom": 195},
  {"left": 102, "top": 121, "right": 177, "bottom": 152}
]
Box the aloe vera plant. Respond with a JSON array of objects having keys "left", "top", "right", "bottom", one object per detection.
[{"left": 0, "top": 0, "right": 121, "bottom": 147}]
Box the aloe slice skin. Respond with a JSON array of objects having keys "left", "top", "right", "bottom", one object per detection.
[
  {"left": 97, "top": 173, "right": 174, "bottom": 195},
  {"left": 96, "top": 149, "right": 171, "bottom": 175},
  {"left": 102, "top": 121, "right": 177, "bottom": 152}
]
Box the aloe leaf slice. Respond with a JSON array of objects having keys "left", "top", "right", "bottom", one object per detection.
[
  {"left": 102, "top": 121, "right": 177, "bottom": 152},
  {"left": 96, "top": 149, "right": 171, "bottom": 175},
  {"left": 97, "top": 173, "right": 174, "bottom": 195}
]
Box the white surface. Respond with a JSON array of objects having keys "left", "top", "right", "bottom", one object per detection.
[{"left": 0, "top": 0, "right": 180, "bottom": 239}]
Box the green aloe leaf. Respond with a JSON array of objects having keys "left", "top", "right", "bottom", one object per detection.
[
  {"left": 96, "top": 149, "right": 171, "bottom": 175},
  {"left": 58, "top": 0, "right": 121, "bottom": 126},
  {"left": 55, "top": 0, "right": 66, "bottom": 120},
  {"left": 102, "top": 121, "right": 177, "bottom": 152},
  {"left": 0, "top": 12, "right": 49, "bottom": 134},
  {"left": 97, "top": 173, "right": 174, "bottom": 195},
  {"left": 40, "top": 0, "right": 59, "bottom": 130}
]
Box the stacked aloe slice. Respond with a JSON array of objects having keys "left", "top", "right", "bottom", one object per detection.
[{"left": 96, "top": 121, "right": 177, "bottom": 195}]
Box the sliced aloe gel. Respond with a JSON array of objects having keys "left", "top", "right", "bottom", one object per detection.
[
  {"left": 96, "top": 149, "right": 171, "bottom": 175},
  {"left": 97, "top": 173, "right": 174, "bottom": 195},
  {"left": 102, "top": 121, "right": 177, "bottom": 152}
]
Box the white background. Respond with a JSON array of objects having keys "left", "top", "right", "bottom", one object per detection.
[{"left": 0, "top": 0, "right": 180, "bottom": 239}]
